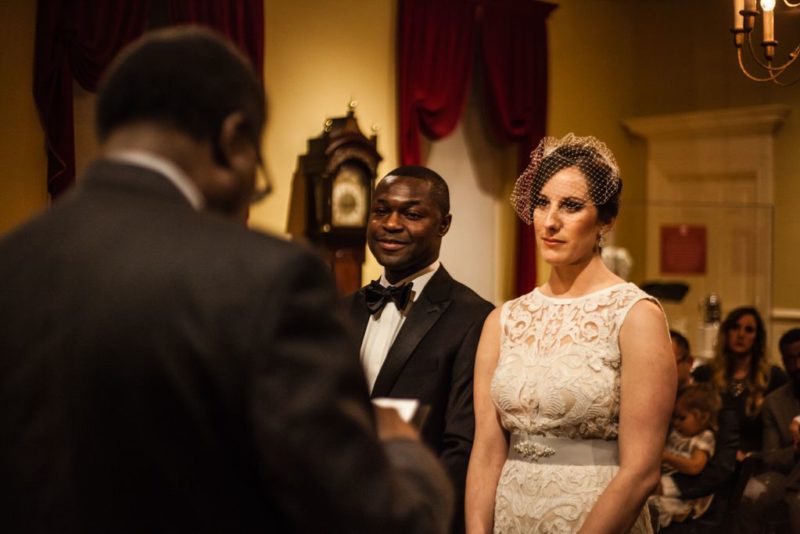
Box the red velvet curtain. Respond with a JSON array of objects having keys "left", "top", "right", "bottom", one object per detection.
[
  {"left": 481, "top": 0, "right": 556, "bottom": 296},
  {"left": 397, "top": 0, "right": 478, "bottom": 165},
  {"left": 33, "top": 0, "right": 264, "bottom": 198},
  {"left": 33, "top": 0, "right": 150, "bottom": 197},
  {"left": 168, "top": 0, "right": 264, "bottom": 78},
  {"left": 397, "top": 0, "right": 555, "bottom": 296}
]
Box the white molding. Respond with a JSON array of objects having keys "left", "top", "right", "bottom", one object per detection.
[
  {"left": 622, "top": 105, "right": 791, "bottom": 140},
  {"left": 772, "top": 307, "right": 800, "bottom": 320}
]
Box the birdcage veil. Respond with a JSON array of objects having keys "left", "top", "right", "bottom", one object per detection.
[{"left": 510, "top": 133, "right": 622, "bottom": 225}]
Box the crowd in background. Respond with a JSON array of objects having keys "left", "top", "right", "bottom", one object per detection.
[{"left": 655, "top": 308, "right": 800, "bottom": 533}]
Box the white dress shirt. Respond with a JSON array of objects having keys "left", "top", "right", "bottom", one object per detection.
[
  {"left": 360, "top": 261, "right": 440, "bottom": 393},
  {"left": 106, "top": 150, "right": 205, "bottom": 210}
]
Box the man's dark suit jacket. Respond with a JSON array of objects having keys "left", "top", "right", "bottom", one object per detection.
[
  {"left": 345, "top": 267, "right": 493, "bottom": 532},
  {"left": 0, "top": 161, "right": 451, "bottom": 534},
  {"left": 761, "top": 382, "right": 800, "bottom": 474}
]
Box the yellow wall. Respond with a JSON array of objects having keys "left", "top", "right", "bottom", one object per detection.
[
  {"left": 628, "top": 0, "right": 800, "bottom": 310},
  {"left": 547, "top": 0, "right": 643, "bottom": 283},
  {"left": 547, "top": 0, "right": 800, "bottom": 311},
  {"left": 0, "top": 1, "right": 48, "bottom": 235},
  {"left": 252, "top": 0, "right": 397, "bottom": 282}
]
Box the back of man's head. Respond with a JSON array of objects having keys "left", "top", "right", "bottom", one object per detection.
[{"left": 97, "top": 27, "right": 265, "bottom": 149}]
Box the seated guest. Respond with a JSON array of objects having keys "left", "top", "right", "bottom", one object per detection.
[
  {"left": 693, "top": 307, "right": 788, "bottom": 460},
  {"left": 0, "top": 28, "right": 452, "bottom": 533},
  {"left": 787, "top": 446, "right": 800, "bottom": 530},
  {"left": 671, "top": 329, "right": 695, "bottom": 393},
  {"left": 650, "top": 384, "right": 721, "bottom": 530},
  {"left": 734, "top": 328, "right": 800, "bottom": 533},
  {"left": 659, "top": 393, "right": 740, "bottom": 533}
]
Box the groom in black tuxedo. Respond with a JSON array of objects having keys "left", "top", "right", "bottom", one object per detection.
[
  {"left": 345, "top": 166, "right": 494, "bottom": 533},
  {"left": 0, "top": 28, "right": 452, "bottom": 534}
]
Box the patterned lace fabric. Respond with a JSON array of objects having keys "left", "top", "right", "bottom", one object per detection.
[{"left": 491, "top": 282, "right": 656, "bottom": 533}]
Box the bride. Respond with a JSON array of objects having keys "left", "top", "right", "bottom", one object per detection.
[{"left": 465, "top": 134, "right": 675, "bottom": 533}]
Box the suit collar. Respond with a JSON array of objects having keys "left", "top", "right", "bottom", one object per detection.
[
  {"left": 417, "top": 265, "right": 453, "bottom": 303},
  {"left": 105, "top": 151, "right": 204, "bottom": 210},
  {"left": 379, "top": 261, "right": 440, "bottom": 291},
  {"left": 82, "top": 159, "right": 196, "bottom": 209}
]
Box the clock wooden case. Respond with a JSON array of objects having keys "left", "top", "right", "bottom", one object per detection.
[{"left": 291, "top": 106, "right": 382, "bottom": 294}]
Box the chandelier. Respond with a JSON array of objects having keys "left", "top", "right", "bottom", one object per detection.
[{"left": 732, "top": 0, "right": 800, "bottom": 84}]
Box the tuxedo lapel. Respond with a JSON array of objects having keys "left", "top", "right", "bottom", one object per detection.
[
  {"left": 348, "top": 289, "right": 371, "bottom": 342},
  {"left": 371, "top": 268, "right": 453, "bottom": 397}
]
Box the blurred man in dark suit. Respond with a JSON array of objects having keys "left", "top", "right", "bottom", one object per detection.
[
  {"left": 734, "top": 328, "right": 800, "bottom": 533},
  {"left": 0, "top": 27, "right": 451, "bottom": 534},
  {"left": 345, "top": 167, "right": 493, "bottom": 533}
]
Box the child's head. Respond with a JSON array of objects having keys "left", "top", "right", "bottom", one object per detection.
[{"left": 672, "top": 384, "right": 721, "bottom": 436}]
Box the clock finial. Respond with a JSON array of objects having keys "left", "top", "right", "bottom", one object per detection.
[{"left": 348, "top": 99, "right": 358, "bottom": 115}]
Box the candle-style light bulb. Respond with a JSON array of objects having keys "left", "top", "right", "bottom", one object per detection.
[
  {"left": 741, "top": 0, "right": 758, "bottom": 32},
  {"left": 761, "top": 0, "right": 776, "bottom": 60},
  {"left": 734, "top": 0, "right": 745, "bottom": 29},
  {"left": 762, "top": 0, "right": 776, "bottom": 41}
]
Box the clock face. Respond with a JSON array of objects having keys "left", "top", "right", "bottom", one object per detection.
[{"left": 331, "top": 163, "right": 369, "bottom": 228}]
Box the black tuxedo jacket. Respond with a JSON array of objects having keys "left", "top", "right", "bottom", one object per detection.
[
  {"left": 345, "top": 267, "right": 493, "bottom": 532},
  {"left": 0, "top": 161, "right": 451, "bottom": 534}
]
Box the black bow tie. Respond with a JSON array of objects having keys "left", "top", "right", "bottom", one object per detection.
[{"left": 364, "top": 280, "right": 412, "bottom": 315}]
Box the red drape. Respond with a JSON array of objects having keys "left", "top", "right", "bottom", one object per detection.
[
  {"left": 481, "top": 0, "right": 556, "bottom": 296},
  {"left": 397, "top": 0, "right": 478, "bottom": 165},
  {"left": 168, "top": 0, "right": 264, "bottom": 78},
  {"left": 397, "top": 0, "right": 555, "bottom": 296},
  {"left": 33, "top": 0, "right": 150, "bottom": 197},
  {"left": 33, "top": 0, "right": 265, "bottom": 198}
]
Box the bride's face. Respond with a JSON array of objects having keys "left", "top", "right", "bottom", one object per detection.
[{"left": 532, "top": 167, "right": 603, "bottom": 267}]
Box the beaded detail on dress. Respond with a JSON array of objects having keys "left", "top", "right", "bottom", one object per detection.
[{"left": 491, "top": 282, "right": 656, "bottom": 533}]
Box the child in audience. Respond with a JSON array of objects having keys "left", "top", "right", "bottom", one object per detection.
[{"left": 649, "top": 384, "right": 722, "bottom": 530}]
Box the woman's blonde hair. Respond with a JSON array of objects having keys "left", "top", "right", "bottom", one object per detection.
[{"left": 710, "top": 306, "right": 770, "bottom": 416}]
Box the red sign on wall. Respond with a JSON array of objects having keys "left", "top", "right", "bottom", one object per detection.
[{"left": 660, "top": 225, "right": 707, "bottom": 275}]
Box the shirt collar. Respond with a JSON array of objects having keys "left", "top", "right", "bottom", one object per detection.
[
  {"left": 105, "top": 150, "right": 205, "bottom": 210},
  {"left": 380, "top": 260, "right": 440, "bottom": 293}
]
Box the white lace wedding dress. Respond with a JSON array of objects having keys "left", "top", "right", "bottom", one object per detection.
[{"left": 491, "top": 282, "right": 655, "bottom": 533}]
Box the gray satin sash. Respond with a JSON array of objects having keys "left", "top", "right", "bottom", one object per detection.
[{"left": 509, "top": 432, "right": 620, "bottom": 466}]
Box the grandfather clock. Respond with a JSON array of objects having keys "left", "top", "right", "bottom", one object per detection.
[{"left": 289, "top": 103, "right": 382, "bottom": 294}]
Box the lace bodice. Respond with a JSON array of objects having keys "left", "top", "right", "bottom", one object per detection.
[{"left": 491, "top": 282, "right": 653, "bottom": 440}]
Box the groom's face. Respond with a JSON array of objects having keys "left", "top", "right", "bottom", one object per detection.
[{"left": 367, "top": 175, "right": 451, "bottom": 284}]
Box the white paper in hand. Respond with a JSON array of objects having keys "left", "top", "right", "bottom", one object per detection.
[{"left": 372, "top": 398, "right": 420, "bottom": 423}]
